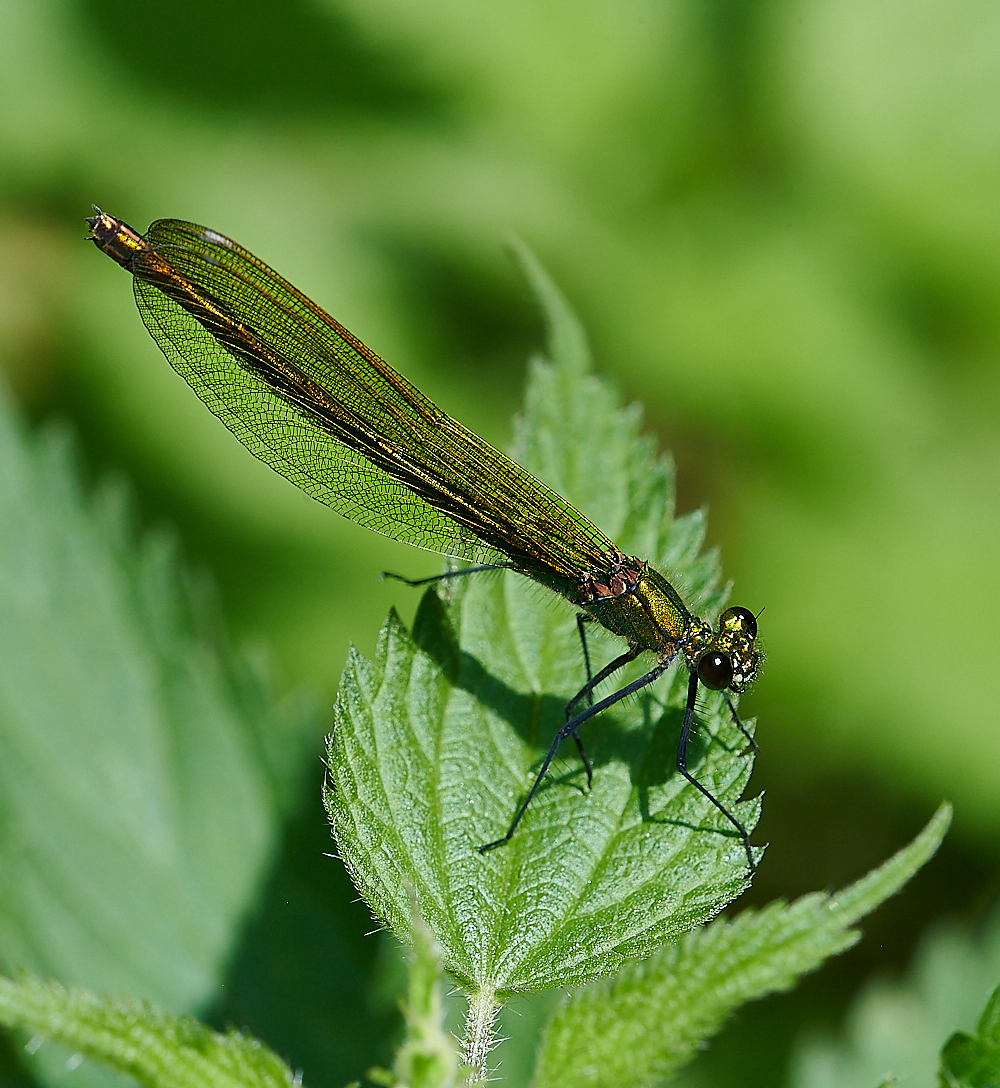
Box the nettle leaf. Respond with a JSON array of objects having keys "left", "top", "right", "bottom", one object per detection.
[
  {"left": 939, "top": 979, "right": 1000, "bottom": 1088},
  {"left": 0, "top": 382, "right": 318, "bottom": 1031},
  {"left": 0, "top": 973, "right": 297, "bottom": 1088},
  {"left": 789, "top": 848, "right": 1000, "bottom": 1088},
  {"left": 325, "top": 249, "right": 760, "bottom": 997},
  {"left": 532, "top": 803, "right": 951, "bottom": 1088}
]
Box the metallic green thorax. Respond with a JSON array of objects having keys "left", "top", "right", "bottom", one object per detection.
[{"left": 575, "top": 551, "right": 760, "bottom": 694}]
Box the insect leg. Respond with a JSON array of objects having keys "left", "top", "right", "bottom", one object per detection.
[
  {"left": 564, "top": 643, "right": 642, "bottom": 722},
  {"left": 724, "top": 693, "right": 759, "bottom": 752},
  {"left": 677, "top": 671, "right": 756, "bottom": 871},
  {"left": 479, "top": 657, "right": 667, "bottom": 853},
  {"left": 567, "top": 620, "right": 640, "bottom": 789},
  {"left": 571, "top": 613, "right": 595, "bottom": 786},
  {"left": 575, "top": 613, "right": 595, "bottom": 687},
  {"left": 380, "top": 563, "right": 515, "bottom": 587}
]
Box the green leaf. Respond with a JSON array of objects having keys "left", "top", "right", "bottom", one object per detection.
[
  {"left": 791, "top": 861, "right": 1000, "bottom": 1088},
  {"left": 0, "top": 382, "right": 318, "bottom": 1023},
  {"left": 940, "top": 981, "right": 1000, "bottom": 1088},
  {"left": 0, "top": 973, "right": 297, "bottom": 1088},
  {"left": 532, "top": 802, "right": 951, "bottom": 1088},
  {"left": 325, "top": 250, "right": 760, "bottom": 1000},
  {"left": 506, "top": 237, "right": 591, "bottom": 377}
]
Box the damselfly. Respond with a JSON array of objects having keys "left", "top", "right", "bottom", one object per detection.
[{"left": 87, "top": 207, "right": 762, "bottom": 869}]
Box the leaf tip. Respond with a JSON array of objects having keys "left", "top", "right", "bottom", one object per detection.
[{"left": 505, "top": 234, "right": 591, "bottom": 376}]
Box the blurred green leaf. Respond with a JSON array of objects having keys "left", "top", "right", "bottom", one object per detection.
[
  {"left": 204, "top": 794, "right": 400, "bottom": 1088},
  {"left": 791, "top": 876, "right": 1000, "bottom": 1088},
  {"left": 939, "top": 981, "right": 1000, "bottom": 1088},
  {"left": 0, "top": 381, "right": 318, "bottom": 1063},
  {"left": 85, "top": 0, "right": 449, "bottom": 119},
  {"left": 506, "top": 237, "right": 590, "bottom": 377},
  {"left": 0, "top": 973, "right": 296, "bottom": 1088},
  {"left": 325, "top": 251, "right": 761, "bottom": 1001},
  {"left": 532, "top": 802, "right": 950, "bottom": 1088}
]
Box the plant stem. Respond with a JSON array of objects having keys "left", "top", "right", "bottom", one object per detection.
[{"left": 462, "top": 986, "right": 500, "bottom": 1082}]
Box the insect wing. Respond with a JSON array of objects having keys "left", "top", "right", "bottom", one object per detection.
[{"left": 131, "top": 219, "right": 614, "bottom": 576}]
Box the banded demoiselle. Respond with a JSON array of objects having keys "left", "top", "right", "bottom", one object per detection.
[{"left": 87, "top": 207, "right": 762, "bottom": 870}]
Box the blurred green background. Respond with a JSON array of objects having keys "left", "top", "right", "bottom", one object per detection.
[{"left": 1, "top": 0, "right": 999, "bottom": 1084}]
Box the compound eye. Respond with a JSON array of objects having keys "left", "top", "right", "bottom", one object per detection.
[
  {"left": 697, "top": 650, "right": 733, "bottom": 691},
  {"left": 720, "top": 605, "right": 757, "bottom": 640}
]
